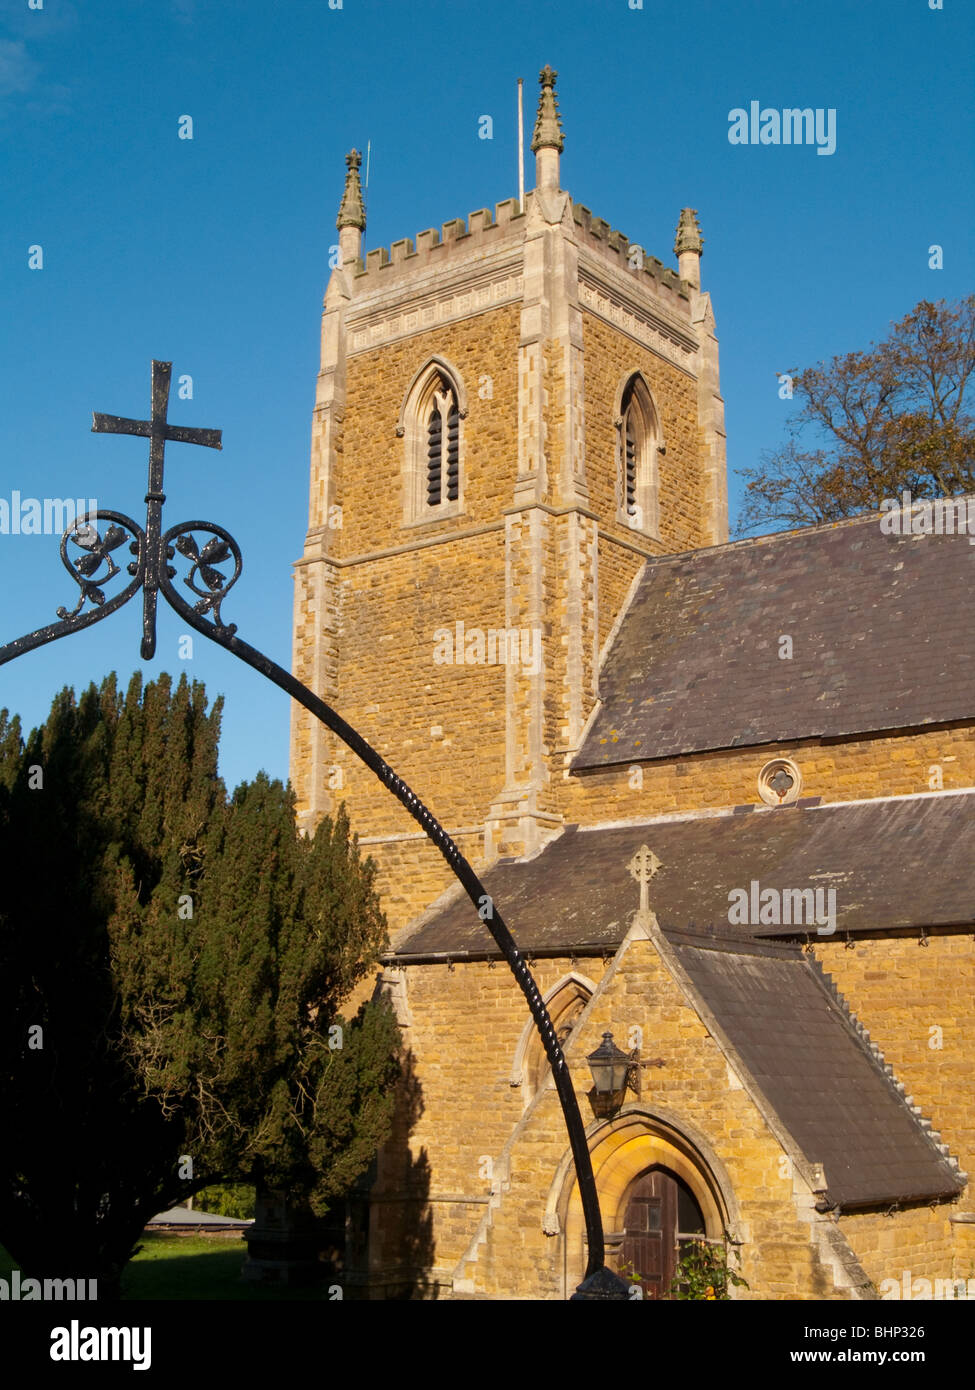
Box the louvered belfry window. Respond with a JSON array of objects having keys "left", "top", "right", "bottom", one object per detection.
[
  {"left": 401, "top": 359, "right": 464, "bottom": 524},
  {"left": 619, "top": 373, "right": 658, "bottom": 534},
  {"left": 426, "top": 380, "right": 459, "bottom": 506},
  {"left": 624, "top": 412, "right": 638, "bottom": 518}
]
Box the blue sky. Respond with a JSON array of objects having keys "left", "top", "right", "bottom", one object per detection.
[{"left": 1, "top": 0, "right": 972, "bottom": 792}]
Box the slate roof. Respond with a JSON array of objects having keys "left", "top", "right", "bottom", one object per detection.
[
  {"left": 391, "top": 795, "right": 972, "bottom": 1209},
  {"left": 147, "top": 1206, "right": 253, "bottom": 1228},
  {"left": 666, "top": 931, "right": 963, "bottom": 1208},
  {"left": 575, "top": 507, "right": 975, "bottom": 769},
  {"left": 392, "top": 792, "right": 975, "bottom": 958}
]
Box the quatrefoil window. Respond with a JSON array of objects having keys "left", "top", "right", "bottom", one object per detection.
[{"left": 758, "top": 758, "right": 802, "bottom": 806}]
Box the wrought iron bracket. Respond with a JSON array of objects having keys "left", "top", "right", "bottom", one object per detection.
[{"left": 0, "top": 360, "right": 629, "bottom": 1299}]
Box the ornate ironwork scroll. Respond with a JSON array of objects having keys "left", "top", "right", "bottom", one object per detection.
[{"left": 0, "top": 511, "right": 145, "bottom": 666}]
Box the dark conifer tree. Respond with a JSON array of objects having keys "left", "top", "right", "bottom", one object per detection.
[{"left": 0, "top": 673, "right": 399, "bottom": 1297}]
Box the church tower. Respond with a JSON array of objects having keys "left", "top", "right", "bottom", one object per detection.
[{"left": 290, "top": 68, "right": 727, "bottom": 930}]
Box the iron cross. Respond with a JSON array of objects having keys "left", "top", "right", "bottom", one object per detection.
[
  {"left": 627, "top": 844, "right": 661, "bottom": 916},
  {"left": 91, "top": 360, "right": 222, "bottom": 659}
]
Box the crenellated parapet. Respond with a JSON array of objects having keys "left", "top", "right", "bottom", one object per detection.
[
  {"left": 346, "top": 190, "right": 692, "bottom": 322},
  {"left": 355, "top": 198, "right": 527, "bottom": 282},
  {"left": 572, "top": 203, "right": 689, "bottom": 304}
]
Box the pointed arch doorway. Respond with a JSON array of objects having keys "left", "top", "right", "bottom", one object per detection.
[
  {"left": 547, "top": 1106, "right": 743, "bottom": 1299},
  {"left": 620, "top": 1165, "right": 706, "bottom": 1299}
]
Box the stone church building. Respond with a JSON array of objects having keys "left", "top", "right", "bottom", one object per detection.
[{"left": 288, "top": 68, "right": 975, "bottom": 1299}]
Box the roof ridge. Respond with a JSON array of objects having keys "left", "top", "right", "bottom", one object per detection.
[
  {"left": 642, "top": 489, "right": 975, "bottom": 569},
  {"left": 664, "top": 926, "right": 801, "bottom": 957}
]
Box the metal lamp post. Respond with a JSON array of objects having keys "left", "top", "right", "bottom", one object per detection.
[{"left": 0, "top": 361, "right": 630, "bottom": 1301}]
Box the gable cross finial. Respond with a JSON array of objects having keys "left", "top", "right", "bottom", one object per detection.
[{"left": 627, "top": 844, "right": 661, "bottom": 918}]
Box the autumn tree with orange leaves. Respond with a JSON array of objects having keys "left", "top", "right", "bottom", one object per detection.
[{"left": 737, "top": 295, "right": 975, "bottom": 535}]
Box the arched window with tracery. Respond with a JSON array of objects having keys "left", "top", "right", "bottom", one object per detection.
[
  {"left": 399, "top": 358, "right": 466, "bottom": 524},
  {"left": 616, "top": 373, "right": 660, "bottom": 537},
  {"left": 516, "top": 975, "right": 593, "bottom": 1107}
]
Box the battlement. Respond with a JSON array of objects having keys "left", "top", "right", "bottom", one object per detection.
[
  {"left": 355, "top": 198, "right": 526, "bottom": 281},
  {"left": 350, "top": 192, "right": 691, "bottom": 306},
  {"left": 572, "top": 203, "right": 689, "bottom": 303}
]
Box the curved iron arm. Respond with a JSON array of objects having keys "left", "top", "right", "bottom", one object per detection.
[
  {"left": 158, "top": 522, "right": 611, "bottom": 1288},
  {"left": 0, "top": 503, "right": 628, "bottom": 1297}
]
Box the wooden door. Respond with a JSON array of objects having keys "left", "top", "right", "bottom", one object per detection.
[{"left": 620, "top": 1168, "right": 679, "bottom": 1299}]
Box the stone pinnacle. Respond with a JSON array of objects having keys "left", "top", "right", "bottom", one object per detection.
[
  {"left": 336, "top": 149, "right": 366, "bottom": 231},
  {"left": 674, "top": 207, "right": 704, "bottom": 258},
  {"left": 531, "top": 64, "right": 564, "bottom": 154}
]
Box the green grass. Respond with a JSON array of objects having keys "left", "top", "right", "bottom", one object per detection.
[{"left": 1, "top": 1234, "right": 340, "bottom": 1301}]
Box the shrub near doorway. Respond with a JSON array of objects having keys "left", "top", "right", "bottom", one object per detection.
[
  {"left": 621, "top": 1234, "right": 748, "bottom": 1301},
  {"left": 669, "top": 1236, "right": 748, "bottom": 1300}
]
